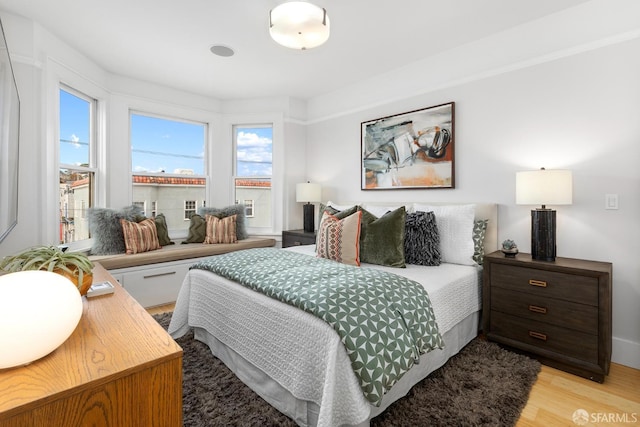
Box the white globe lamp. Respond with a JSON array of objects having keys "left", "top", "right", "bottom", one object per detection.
[{"left": 0, "top": 270, "right": 83, "bottom": 369}]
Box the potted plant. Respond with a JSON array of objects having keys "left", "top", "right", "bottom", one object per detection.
[{"left": 0, "top": 246, "right": 94, "bottom": 295}]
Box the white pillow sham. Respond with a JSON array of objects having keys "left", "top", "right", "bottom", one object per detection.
[{"left": 414, "top": 203, "right": 476, "bottom": 266}]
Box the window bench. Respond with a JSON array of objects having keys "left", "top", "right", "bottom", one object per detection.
[{"left": 88, "top": 237, "right": 276, "bottom": 307}]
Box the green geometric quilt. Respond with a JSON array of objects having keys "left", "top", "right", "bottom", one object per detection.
[{"left": 191, "top": 248, "right": 444, "bottom": 406}]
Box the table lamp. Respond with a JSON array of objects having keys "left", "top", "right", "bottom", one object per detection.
[
  {"left": 516, "top": 168, "right": 572, "bottom": 261},
  {"left": 296, "top": 182, "right": 322, "bottom": 232},
  {"left": 0, "top": 271, "right": 83, "bottom": 369}
]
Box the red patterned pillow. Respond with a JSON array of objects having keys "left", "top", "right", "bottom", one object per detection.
[
  {"left": 120, "top": 218, "right": 161, "bottom": 254},
  {"left": 316, "top": 211, "right": 362, "bottom": 266},
  {"left": 204, "top": 214, "right": 238, "bottom": 244}
]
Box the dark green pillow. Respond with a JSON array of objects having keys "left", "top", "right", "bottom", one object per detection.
[
  {"left": 154, "top": 213, "right": 174, "bottom": 246},
  {"left": 320, "top": 203, "right": 358, "bottom": 219},
  {"left": 182, "top": 214, "right": 206, "bottom": 244},
  {"left": 359, "top": 206, "right": 406, "bottom": 268}
]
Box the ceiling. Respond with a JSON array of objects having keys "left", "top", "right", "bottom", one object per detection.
[{"left": 0, "top": 0, "right": 590, "bottom": 100}]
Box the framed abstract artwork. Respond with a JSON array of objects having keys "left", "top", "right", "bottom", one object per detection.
[{"left": 361, "top": 102, "right": 454, "bottom": 190}]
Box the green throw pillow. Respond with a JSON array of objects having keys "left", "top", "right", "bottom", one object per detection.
[
  {"left": 154, "top": 213, "right": 174, "bottom": 246},
  {"left": 182, "top": 214, "right": 206, "bottom": 244},
  {"left": 359, "top": 206, "right": 406, "bottom": 268}
]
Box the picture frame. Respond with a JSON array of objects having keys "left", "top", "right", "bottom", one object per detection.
[
  {"left": 0, "top": 17, "right": 21, "bottom": 243},
  {"left": 361, "top": 102, "right": 454, "bottom": 190}
]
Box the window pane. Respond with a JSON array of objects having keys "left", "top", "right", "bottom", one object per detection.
[
  {"left": 131, "top": 113, "right": 207, "bottom": 235},
  {"left": 234, "top": 178, "right": 271, "bottom": 228},
  {"left": 59, "top": 169, "right": 93, "bottom": 244},
  {"left": 131, "top": 114, "right": 205, "bottom": 175},
  {"left": 236, "top": 127, "right": 272, "bottom": 177},
  {"left": 234, "top": 126, "right": 273, "bottom": 230},
  {"left": 59, "top": 89, "right": 90, "bottom": 166},
  {"left": 59, "top": 87, "right": 95, "bottom": 245}
]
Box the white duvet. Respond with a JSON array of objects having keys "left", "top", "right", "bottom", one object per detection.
[{"left": 169, "top": 245, "right": 481, "bottom": 427}]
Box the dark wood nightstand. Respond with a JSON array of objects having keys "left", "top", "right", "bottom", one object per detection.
[
  {"left": 282, "top": 229, "right": 316, "bottom": 248},
  {"left": 482, "top": 251, "right": 612, "bottom": 382}
]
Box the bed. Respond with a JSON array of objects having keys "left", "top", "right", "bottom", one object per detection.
[{"left": 169, "top": 203, "right": 498, "bottom": 427}]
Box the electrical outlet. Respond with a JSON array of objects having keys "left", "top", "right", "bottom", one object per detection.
[{"left": 605, "top": 194, "right": 619, "bottom": 210}]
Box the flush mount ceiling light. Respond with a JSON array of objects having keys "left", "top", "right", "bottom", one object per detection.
[{"left": 269, "top": 1, "right": 330, "bottom": 50}]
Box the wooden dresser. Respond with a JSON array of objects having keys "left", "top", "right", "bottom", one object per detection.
[
  {"left": 0, "top": 263, "right": 183, "bottom": 426},
  {"left": 482, "top": 251, "right": 612, "bottom": 382}
]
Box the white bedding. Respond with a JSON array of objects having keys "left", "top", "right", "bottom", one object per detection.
[{"left": 169, "top": 245, "right": 482, "bottom": 427}]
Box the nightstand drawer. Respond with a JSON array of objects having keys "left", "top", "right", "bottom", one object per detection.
[
  {"left": 491, "top": 287, "right": 598, "bottom": 334},
  {"left": 490, "top": 311, "right": 598, "bottom": 364},
  {"left": 491, "top": 263, "right": 598, "bottom": 306},
  {"left": 282, "top": 230, "right": 316, "bottom": 248}
]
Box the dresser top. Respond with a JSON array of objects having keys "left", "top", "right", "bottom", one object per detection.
[
  {"left": 485, "top": 251, "right": 612, "bottom": 275},
  {"left": 0, "top": 263, "right": 182, "bottom": 415}
]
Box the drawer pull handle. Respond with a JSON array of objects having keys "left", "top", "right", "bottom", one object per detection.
[
  {"left": 529, "top": 331, "right": 547, "bottom": 341},
  {"left": 143, "top": 271, "right": 177, "bottom": 279},
  {"left": 293, "top": 241, "right": 302, "bottom": 246},
  {"left": 528, "top": 305, "right": 547, "bottom": 314},
  {"left": 529, "top": 279, "right": 547, "bottom": 288}
]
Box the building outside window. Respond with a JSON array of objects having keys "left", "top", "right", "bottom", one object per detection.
[
  {"left": 234, "top": 125, "right": 272, "bottom": 229},
  {"left": 184, "top": 200, "right": 197, "bottom": 219},
  {"left": 59, "top": 87, "right": 97, "bottom": 245},
  {"left": 133, "top": 201, "right": 146, "bottom": 215},
  {"left": 130, "top": 112, "right": 206, "bottom": 233},
  {"left": 244, "top": 199, "right": 254, "bottom": 217}
]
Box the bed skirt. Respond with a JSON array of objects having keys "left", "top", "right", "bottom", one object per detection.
[{"left": 193, "top": 311, "right": 479, "bottom": 427}]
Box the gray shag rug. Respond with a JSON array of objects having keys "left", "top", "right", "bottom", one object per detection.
[{"left": 154, "top": 312, "right": 540, "bottom": 427}]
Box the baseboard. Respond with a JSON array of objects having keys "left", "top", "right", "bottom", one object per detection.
[{"left": 612, "top": 336, "right": 640, "bottom": 370}]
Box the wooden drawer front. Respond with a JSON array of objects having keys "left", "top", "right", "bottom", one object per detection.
[
  {"left": 121, "top": 264, "right": 189, "bottom": 307},
  {"left": 283, "top": 233, "right": 316, "bottom": 248},
  {"left": 490, "top": 311, "right": 598, "bottom": 364},
  {"left": 491, "top": 287, "right": 598, "bottom": 334},
  {"left": 491, "top": 264, "right": 598, "bottom": 306}
]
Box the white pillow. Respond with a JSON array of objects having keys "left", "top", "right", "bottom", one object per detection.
[{"left": 413, "top": 204, "right": 476, "bottom": 265}]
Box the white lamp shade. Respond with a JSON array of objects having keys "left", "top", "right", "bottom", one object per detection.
[
  {"left": 516, "top": 169, "right": 573, "bottom": 206},
  {"left": 0, "top": 271, "right": 83, "bottom": 369},
  {"left": 296, "top": 182, "right": 322, "bottom": 203},
  {"left": 270, "top": 1, "right": 330, "bottom": 50}
]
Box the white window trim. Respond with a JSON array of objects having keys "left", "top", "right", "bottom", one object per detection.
[
  {"left": 46, "top": 62, "right": 108, "bottom": 251},
  {"left": 227, "top": 116, "right": 282, "bottom": 236}
]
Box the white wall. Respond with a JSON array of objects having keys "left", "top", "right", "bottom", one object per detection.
[{"left": 305, "top": 36, "right": 640, "bottom": 368}]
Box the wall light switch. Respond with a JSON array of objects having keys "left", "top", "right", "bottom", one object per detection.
[{"left": 605, "top": 194, "right": 619, "bottom": 210}]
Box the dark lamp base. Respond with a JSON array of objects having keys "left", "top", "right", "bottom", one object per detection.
[
  {"left": 303, "top": 203, "right": 315, "bottom": 233},
  {"left": 531, "top": 209, "right": 556, "bottom": 262}
]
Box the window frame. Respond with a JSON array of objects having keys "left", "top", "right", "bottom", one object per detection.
[
  {"left": 129, "top": 110, "right": 208, "bottom": 236},
  {"left": 184, "top": 200, "right": 197, "bottom": 220},
  {"left": 232, "top": 124, "right": 274, "bottom": 233},
  {"left": 57, "top": 84, "right": 100, "bottom": 248}
]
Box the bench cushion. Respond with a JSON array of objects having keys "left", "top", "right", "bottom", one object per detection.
[{"left": 89, "top": 237, "right": 276, "bottom": 270}]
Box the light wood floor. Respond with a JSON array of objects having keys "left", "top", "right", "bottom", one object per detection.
[{"left": 148, "top": 304, "right": 640, "bottom": 426}]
